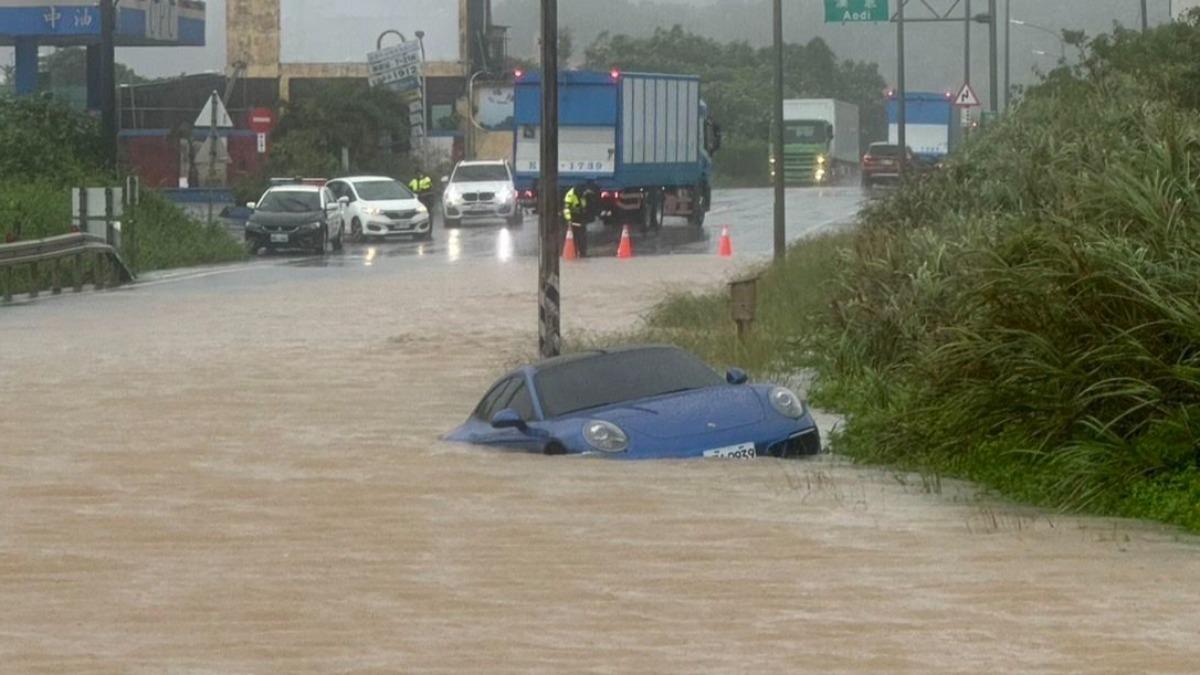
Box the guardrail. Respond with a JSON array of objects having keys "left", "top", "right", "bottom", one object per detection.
[{"left": 0, "top": 233, "right": 134, "bottom": 303}]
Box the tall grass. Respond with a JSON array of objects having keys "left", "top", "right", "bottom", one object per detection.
[{"left": 608, "top": 18, "right": 1200, "bottom": 531}]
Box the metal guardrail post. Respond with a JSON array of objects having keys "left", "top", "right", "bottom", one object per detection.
[
  {"left": 2, "top": 268, "right": 11, "bottom": 303},
  {"left": 73, "top": 253, "right": 83, "bottom": 293}
]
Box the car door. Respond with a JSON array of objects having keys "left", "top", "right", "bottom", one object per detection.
[{"left": 322, "top": 187, "right": 343, "bottom": 236}]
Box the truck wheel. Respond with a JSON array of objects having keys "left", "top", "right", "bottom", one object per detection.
[
  {"left": 650, "top": 189, "right": 665, "bottom": 230},
  {"left": 639, "top": 194, "right": 654, "bottom": 233},
  {"left": 688, "top": 184, "right": 708, "bottom": 228}
]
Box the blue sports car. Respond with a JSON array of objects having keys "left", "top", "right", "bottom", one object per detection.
[{"left": 445, "top": 345, "right": 821, "bottom": 459}]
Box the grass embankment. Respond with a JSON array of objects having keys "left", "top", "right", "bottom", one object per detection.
[
  {"left": 1, "top": 96, "right": 244, "bottom": 296},
  {"left": 617, "top": 19, "right": 1200, "bottom": 532}
]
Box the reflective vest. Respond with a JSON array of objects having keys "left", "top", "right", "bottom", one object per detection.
[
  {"left": 563, "top": 187, "right": 585, "bottom": 222},
  {"left": 409, "top": 176, "right": 432, "bottom": 192}
]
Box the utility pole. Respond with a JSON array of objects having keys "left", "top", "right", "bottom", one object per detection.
[
  {"left": 988, "top": 0, "right": 999, "bottom": 114},
  {"left": 1141, "top": 0, "right": 1149, "bottom": 30},
  {"left": 206, "top": 90, "right": 218, "bottom": 226},
  {"left": 538, "top": 0, "right": 561, "bottom": 359},
  {"left": 897, "top": 0, "right": 907, "bottom": 179},
  {"left": 964, "top": 0, "right": 971, "bottom": 89},
  {"left": 99, "top": 0, "right": 117, "bottom": 169},
  {"left": 1004, "top": 0, "right": 1011, "bottom": 111},
  {"left": 772, "top": 0, "right": 785, "bottom": 263}
]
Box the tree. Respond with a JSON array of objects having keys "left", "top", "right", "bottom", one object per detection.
[{"left": 41, "top": 47, "right": 149, "bottom": 88}]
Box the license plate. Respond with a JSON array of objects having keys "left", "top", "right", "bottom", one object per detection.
[
  {"left": 389, "top": 224, "right": 412, "bottom": 231},
  {"left": 467, "top": 207, "right": 490, "bottom": 214},
  {"left": 703, "top": 442, "right": 757, "bottom": 459},
  {"left": 270, "top": 233, "right": 289, "bottom": 243},
  {"left": 880, "top": 159, "right": 895, "bottom": 166}
]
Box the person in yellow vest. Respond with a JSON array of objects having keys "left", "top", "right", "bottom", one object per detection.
[
  {"left": 409, "top": 174, "right": 434, "bottom": 209},
  {"left": 563, "top": 184, "right": 590, "bottom": 258}
]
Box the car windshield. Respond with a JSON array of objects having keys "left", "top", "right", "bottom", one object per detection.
[
  {"left": 353, "top": 180, "right": 412, "bottom": 201},
  {"left": 257, "top": 190, "right": 320, "bottom": 213},
  {"left": 453, "top": 164, "right": 509, "bottom": 183},
  {"left": 534, "top": 347, "right": 725, "bottom": 418},
  {"left": 785, "top": 122, "right": 828, "bottom": 144},
  {"left": 868, "top": 144, "right": 901, "bottom": 157}
]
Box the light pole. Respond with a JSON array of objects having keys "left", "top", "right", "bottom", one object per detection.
[
  {"left": 772, "top": 0, "right": 785, "bottom": 263},
  {"left": 1003, "top": 0, "right": 1010, "bottom": 111},
  {"left": 415, "top": 30, "right": 428, "bottom": 138},
  {"left": 1010, "top": 19, "right": 1066, "bottom": 62}
]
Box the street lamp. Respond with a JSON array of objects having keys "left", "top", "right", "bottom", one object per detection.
[
  {"left": 1010, "top": 19, "right": 1067, "bottom": 61},
  {"left": 415, "top": 30, "right": 428, "bottom": 140}
]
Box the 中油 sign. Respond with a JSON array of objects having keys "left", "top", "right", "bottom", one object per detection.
[{"left": 825, "top": 0, "right": 889, "bottom": 23}]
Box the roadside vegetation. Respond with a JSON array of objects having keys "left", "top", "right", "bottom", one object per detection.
[
  {"left": 0, "top": 95, "right": 243, "bottom": 284},
  {"left": 621, "top": 17, "right": 1200, "bottom": 532}
]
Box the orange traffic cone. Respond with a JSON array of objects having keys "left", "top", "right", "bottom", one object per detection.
[
  {"left": 718, "top": 225, "right": 733, "bottom": 258},
  {"left": 617, "top": 225, "right": 634, "bottom": 259},
  {"left": 562, "top": 227, "right": 579, "bottom": 260}
]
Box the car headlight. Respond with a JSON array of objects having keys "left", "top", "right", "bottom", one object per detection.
[
  {"left": 769, "top": 387, "right": 806, "bottom": 419},
  {"left": 416, "top": 203, "right": 428, "bottom": 214},
  {"left": 444, "top": 191, "right": 461, "bottom": 204},
  {"left": 302, "top": 221, "right": 322, "bottom": 230},
  {"left": 583, "top": 420, "right": 629, "bottom": 453},
  {"left": 816, "top": 155, "right": 827, "bottom": 165},
  {"left": 363, "top": 207, "right": 383, "bottom": 216}
]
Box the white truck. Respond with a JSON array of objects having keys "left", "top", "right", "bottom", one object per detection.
[{"left": 776, "top": 99, "right": 860, "bottom": 186}]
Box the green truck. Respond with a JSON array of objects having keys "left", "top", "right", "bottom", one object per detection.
[{"left": 770, "top": 99, "right": 860, "bottom": 186}]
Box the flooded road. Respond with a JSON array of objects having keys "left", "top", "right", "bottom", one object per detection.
[{"left": 3, "top": 188, "right": 1200, "bottom": 672}]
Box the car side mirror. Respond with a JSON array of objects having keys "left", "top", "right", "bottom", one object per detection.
[
  {"left": 246, "top": 202, "right": 256, "bottom": 209},
  {"left": 441, "top": 176, "right": 451, "bottom": 184},
  {"left": 491, "top": 408, "right": 527, "bottom": 430},
  {"left": 338, "top": 196, "right": 349, "bottom": 206},
  {"left": 726, "top": 368, "right": 749, "bottom": 385}
]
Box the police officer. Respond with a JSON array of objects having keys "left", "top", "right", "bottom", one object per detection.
[
  {"left": 409, "top": 173, "right": 434, "bottom": 209},
  {"left": 563, "top": 180, "right": 600, "bottom": 258}
]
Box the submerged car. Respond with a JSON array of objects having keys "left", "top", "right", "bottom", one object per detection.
[{"left": 445, "top": 345, "right": 821, "bottom": 459}]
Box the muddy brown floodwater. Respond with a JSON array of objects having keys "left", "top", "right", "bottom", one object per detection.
[{"left": 2, "top": 255, "right": 1199, "bottom": 673}]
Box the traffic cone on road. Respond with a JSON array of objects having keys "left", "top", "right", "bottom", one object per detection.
[
  {"left": 718, "top": 226, "right": 734, "bottom": 258},
  {"left": 562, "top": 227, "right": 579, "bottom": 260},
  {"left": 617, "top": 225, "right": 634, "bottom": 259}
]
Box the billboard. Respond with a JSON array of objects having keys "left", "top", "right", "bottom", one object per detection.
[{"left": 0, "top": 0, "right": 205, "bottom": 46}]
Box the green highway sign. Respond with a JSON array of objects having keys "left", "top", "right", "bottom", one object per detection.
[{"left": 825, "top": 0, "right": 890, "bottom": 23}]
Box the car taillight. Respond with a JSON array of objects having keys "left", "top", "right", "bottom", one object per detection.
[{"left": 522, "top": 190, "right": 535, "bottom": 199}]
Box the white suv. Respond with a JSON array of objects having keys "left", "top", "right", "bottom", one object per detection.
[
  {"left": 441, "top": 160, "right": 523, "bottom": 228},
  {"left": 327, "top": 176, "right": 432, "bottom": 241}
]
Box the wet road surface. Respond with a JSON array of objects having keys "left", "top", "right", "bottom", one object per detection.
[{"left": 3, "top": 188, "right": 1200, "bottom": 672}]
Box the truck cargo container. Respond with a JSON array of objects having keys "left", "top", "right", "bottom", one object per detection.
[
  {"left": 512, "top": 70, "right": 720, "bottom": 229},
  {"left": 772, "top": 99, "right": 860, "bottom": 186},
  {"left": 886, "top": 91, "right": 962, "bottom": 161}
]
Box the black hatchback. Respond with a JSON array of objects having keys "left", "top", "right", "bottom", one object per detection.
[{"left": 245, "top": 185, "right": 346, "bottom": 255}]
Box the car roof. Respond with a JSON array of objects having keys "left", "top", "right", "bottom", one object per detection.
[
  {"left": 529, "top": 344, "right": 681, "bottom": 372},
  {"left": 266, "top": 184, "right": 322, "bottom": 192},
  {"left": 334, "top": 176, "right": 398, "bottom": 183},
  {"left": 456, "top": 160, "right": 507, "bottom": 167}
]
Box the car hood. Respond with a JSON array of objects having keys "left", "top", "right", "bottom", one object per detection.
[
  {"left": 359, "top": 199, "right": 423, "bottom": 210},
  {"left": 587, "top": 386, "right": 766, "bottom": 440},
  {"left": 249, "top": 211, "right": 323, "bottom": 226},
  {"left": 445, "top": 181, "right": 512, "bottom": 195}
]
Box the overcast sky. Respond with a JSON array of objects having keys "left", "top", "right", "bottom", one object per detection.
[{"left": 1, "top": 0, "right": 1186, "bottom": 104}]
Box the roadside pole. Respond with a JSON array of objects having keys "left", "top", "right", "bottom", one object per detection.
[
  {"left": 988, "top": 0, "right": 999, "bottom": 114},
  {"left": 99, "top": 0, "right": 117, "bottom": 169},
  {"left": 1004, "top": 0, "right": 1011, "bottom": 111},
  {"left": 897, "top": 0, "right": 907, "bottom": 179},
  {"left": 206, "top": 90, "right": 218, "bottom": 227},
  {"left": 772, "top": 0, "right": 785, "bottom": 263},
  {"left": 1142, "top": 0, "right": 1149, "bottom": 30},
  {"left": 538, "top": 0, "right": 561, "bottom": 359}
]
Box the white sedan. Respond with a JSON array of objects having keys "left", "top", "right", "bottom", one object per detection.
[{"left": 326, "top": 176, "right": 432, "bottom": 241}]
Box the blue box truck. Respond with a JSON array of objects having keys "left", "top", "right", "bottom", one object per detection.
[
  {"left": 886, "top": 91, "right": 962, "bottom": 163},
  {"left": 512, "top": 70, "right": 720, "bottom": 229}
]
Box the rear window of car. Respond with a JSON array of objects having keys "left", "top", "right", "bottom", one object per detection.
[
  {"left": 868, "top": 144, "right": 901, "bottom": 157},
  {"left": 534, "top": 347, "right": 724, "bottom": 418}
]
